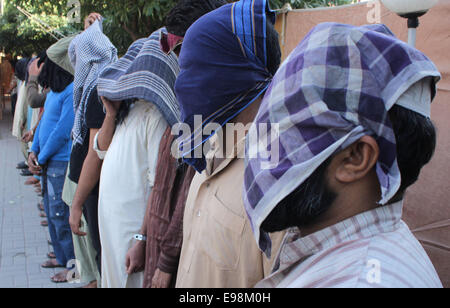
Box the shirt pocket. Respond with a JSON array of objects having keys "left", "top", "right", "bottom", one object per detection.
[
  {"left": 200, "top": 187, "right": 246, "bottom": 271},
  {"left": 46, "top": 166, "right": 67, "bottom": 219}
]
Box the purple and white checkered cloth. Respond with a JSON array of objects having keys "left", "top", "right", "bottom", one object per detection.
[{"left": 244, "top": 22, "right": 441, "bottom": 256}]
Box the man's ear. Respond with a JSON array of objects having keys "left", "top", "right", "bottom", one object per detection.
[{"left": 333, "top": 136, "right": 379, "bottom": 183}]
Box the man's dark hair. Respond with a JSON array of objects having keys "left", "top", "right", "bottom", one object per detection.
[
  {"left": 37, "top": 51, "right": 47, "bottom": 68},
  {"left": 389, "top": 105, "right": 436, "bottom": 195},
  {"left": 165, "top": 0, "right": 228, "bottom": 37},
  {"left": 38, "top": 56, "right": 74, "bottom": 93},
  {"left": 15, "top": 57, "right": 31, "bottom": 81},
  {"left": 261, "top": 157, "right": 336, "bottom": 233},
  {"left": 261, "top": 104, "right": 437, "bottom": 233},
  {"left": 265, "top": 19, "right": 281, "bottom": 76}
]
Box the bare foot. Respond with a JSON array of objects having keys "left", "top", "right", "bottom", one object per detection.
[
  {"left": 41, "top": 259, "right": 64, "bottom": 269},
  {"left": 82, "top": 280, "right": 98, "bottom": 288},
  {"left": 51, "top": 269, "right": 69, "bottom": 283}
]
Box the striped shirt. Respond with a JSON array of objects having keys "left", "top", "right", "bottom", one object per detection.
[{"left": 256, "top": 202, "right": 443, "bottom": 288}]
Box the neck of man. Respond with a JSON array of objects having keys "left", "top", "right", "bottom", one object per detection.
[
  {"left": 211, "top": 97, "right": 263, "bottom": 171},
  {"left": 299, "top": 169, "right": 383, "bottom": 237}
]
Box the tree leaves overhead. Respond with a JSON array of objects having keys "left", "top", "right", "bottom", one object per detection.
[
  {"left": 269, "top": 0, "right": 356, "bottom": 10},
  {"left": 1, "top": 0, "right": 356, "bottom": 58}
]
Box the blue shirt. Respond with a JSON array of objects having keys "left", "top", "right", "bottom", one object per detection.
[{"left": 31, "top": 83, "right": 74, "bottom": 164}]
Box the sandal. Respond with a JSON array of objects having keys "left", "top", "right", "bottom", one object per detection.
[
  {"left": 37, "top": 202, "right": 44, "bottom": 211},
  {"left": 51, "top": 270, "right": 70, "bottom": 284},
  {"left": 41, "top": 220, "right": 48, "bottom": 227},
  {"left": 25, "top": 177, "right": 39, "bottom": 186},
  {"left": 41, "top": 259, "right": 64, "bottom": 269},
  {"left": 47, "top": 252, "right": 56, "bottom": 259}
]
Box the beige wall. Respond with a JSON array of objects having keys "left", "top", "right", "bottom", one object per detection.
[{"left": 275, "top": 0, "right": 450, "bottom": 287}]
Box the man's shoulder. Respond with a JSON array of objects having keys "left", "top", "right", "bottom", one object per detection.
[
  {"left": 61, "top": 83, "right": 74, "bottom": 101},
  {"left": 283, "top": 224, "right": 442, "bottom": 288},
  {"left": 357, "top": 223, "right": 442, "bottom": 288}
]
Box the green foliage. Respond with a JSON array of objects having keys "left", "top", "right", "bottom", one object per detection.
[
  {"left": 269, "top": 0, "right": 356, "bottom": 10},
  {"left": 0, "top": 0, "right": 357, "bottom": 58},
  {"left": 0, "top": 2, "right": 77, "bottom": 57}
]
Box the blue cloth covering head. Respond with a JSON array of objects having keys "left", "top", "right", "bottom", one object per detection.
[{"left": 175, "top": 0, "right": 275, "bottom": 173}]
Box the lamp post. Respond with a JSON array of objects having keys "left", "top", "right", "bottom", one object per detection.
[{"left": 381, "top": 0, "right": 439, "bottom": 46}]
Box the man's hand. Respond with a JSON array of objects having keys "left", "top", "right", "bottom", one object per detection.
[
  {"left": 151, "top": 269, "right": 172, "bottom": 288},
  {"left": 22, "top": 130, "right": 33, "bottom": 143},
  {"left": 125, "top": 241, "right": 146, "bottom": 275},
  {"left": 69, "top": 206, "right": 87, "bottom": 236},
  {"left": 28, "top": 58, "right": 43, "bottom": 77},
  {"left": 84, "top": 12, "right": 102, "bottom": 30},
  {"left": 100, "top": 96, "right": 121, "bottom": 118},
  {"left": 27, "top": 152, "right": 42, "bottom": 176}
]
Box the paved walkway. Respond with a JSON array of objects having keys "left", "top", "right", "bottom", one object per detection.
[{"left": 0, "top": 102, "right": 81, "bottom": 288}]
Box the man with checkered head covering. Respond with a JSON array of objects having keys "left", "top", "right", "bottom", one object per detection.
[
  {"left": 244, "top": 23, "right": 443, "bottom": 288},
  {"left": 174, "top": 0, "right": 285, "bottom": 288}
]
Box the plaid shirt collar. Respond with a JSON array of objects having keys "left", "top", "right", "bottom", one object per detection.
[{"left": 270, "top": 201, "right": 403, "bottom": 278}]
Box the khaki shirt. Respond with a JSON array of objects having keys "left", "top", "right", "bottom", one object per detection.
[{"left": 176, "top": 136, "right": 284, "bottom": 288}]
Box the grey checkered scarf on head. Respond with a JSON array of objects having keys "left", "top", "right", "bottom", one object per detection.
[{"left": 69, "top": 19, "right": 118, "bottom": 145}]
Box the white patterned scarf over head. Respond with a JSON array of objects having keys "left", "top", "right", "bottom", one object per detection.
[{"left": 69, "top": 19, "right": 118, "bottom": 145}]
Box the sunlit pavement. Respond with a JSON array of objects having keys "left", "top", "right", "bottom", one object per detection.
[{"left": 0, "top": 102, "right": 81, "bottom": 288}]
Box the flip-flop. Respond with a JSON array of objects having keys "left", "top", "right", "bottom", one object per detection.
[
  {"left": 16, "top": 161, "right": 28, "bottom": 170},
  {"left": 51, "top": 270, "right": 70, "bottom": 284},
  {"left": 25, "top": 177, "right": 39, "bottom": 186},
  {"left": 41, "top": 220, "right": 48, "bottom": 227},
  {"left": 21, "top": 170, "right": 33, "bottom": 177},
  {"left": 47, "top": 252, "right": 56, "bottom": 259},
  {"left": 37, "top": 202, "right": 44, "bottom": 211},
  {"left": 51, "top": 277, "right": 68, "bottom": 284},
  {"left": 41, "top": 260, "right": 64, "bottom": 269}
]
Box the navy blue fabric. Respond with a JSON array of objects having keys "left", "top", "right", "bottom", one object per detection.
[{"left": 175, "top": 0, "right": 275, "bottom": 172}]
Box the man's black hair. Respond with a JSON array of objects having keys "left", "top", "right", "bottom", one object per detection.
[
  {"left": 389, "top": 105, "right": 436, "bottom": 196},
  {"left": 261, "top": 104, "right": 437, "bottom": 233},
  {"left": 165, "top": 0, "right": 228, "bottom": 37},
  {"left": 38, "top": 56, "right": 74, "bottom": 93},
  {"left": 15, "top": 57, "right": 31, "bottom": 81},
  {"left": 261, "top": 157, "right": 335, "bottom": 233},
  {"left": 37, "top": 51, "right": 47, "bottom": 67}
]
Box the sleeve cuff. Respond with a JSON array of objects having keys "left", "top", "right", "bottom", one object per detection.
[{"left": 156, "top": 251, "right": 179, "bottom": 274}]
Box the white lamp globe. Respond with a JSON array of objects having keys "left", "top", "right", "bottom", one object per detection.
[{"left": 381, "top": 0, "right": 439, "bottom": 16}]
